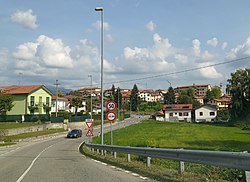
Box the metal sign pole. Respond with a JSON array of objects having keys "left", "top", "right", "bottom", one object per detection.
[{"left": 110, "top": 122, "right": 113, "bottom": 145}]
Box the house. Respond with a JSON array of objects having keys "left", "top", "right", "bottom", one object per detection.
[
  {"left": 208, "top": 94, "right": 231, "bottom": 110},
  {"left": 162, "top": 104, "right": 193, "bottom": 122},
  {"left": 153, "top": 111, "right": 165, "bottom": 121},
  {"left": 51, "top": 96, "right": 67, "bottom": 112},
  {"left": 139, "top": 89, "right": 164, "bottom": 102},
  {"left": 64, "top": 95, "right": 87, "bottom": 114},
  {"left": 78, "top": 87, "right": 100, "bottom": 97},
  {"left": 0, "top": 85, "right": 53, "bottom": 115},
  {"left": 195, "top": 104, "right": 217, "bottom": 122}
]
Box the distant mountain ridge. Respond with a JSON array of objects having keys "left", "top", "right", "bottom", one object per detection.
[{"left": 46, "top": 85, "right": 72, "bottom": 95}]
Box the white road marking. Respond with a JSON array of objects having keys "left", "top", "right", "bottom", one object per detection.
[
  {"left": 90, "top": 158, "right": 148, "bottom": 180},
  {"left": 16, "top": 144, "right": 55, "bottom": 182}
]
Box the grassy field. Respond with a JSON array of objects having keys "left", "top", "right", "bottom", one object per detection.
[
  {"left": 94, "top": 120, "right": 250, "bottom": 152},
  {"left": 90, "top": 120, "right": 250, "bottom": 181}
]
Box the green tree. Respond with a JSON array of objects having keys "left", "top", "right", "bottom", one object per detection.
[
  {"left": 114, "top": 87, "right": 122, "bottom": 110},
  {"left": 68, "top": 90, "right": 81, "bottom": 96},
  {"left": 177, "top": 91, "right": 201, "bottom": 108},
  {"left": 69, "top": 97, "right": 84, "bottom": 115},
  {"left": 226, "top": 68, "right": 250, "bottom": 119},
  {"left": 0, "top": 94, "right": 14, "bottom": 114},
  {"left": 164, "top": 87, "right": 175, "bottom": 104},
  {"left": 130, "top": 84, "right": 139, "bottom": 111},
  {"left": 204, "top": 86, "right": 222, "bottom": 103}
]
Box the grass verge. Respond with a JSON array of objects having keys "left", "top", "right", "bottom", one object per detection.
[
  {"left": 0, "top": 122, "right": 43, "bottom": 129},
  {"left": 81, "top": 145, "right": 243, "bottom": 182},
  {"left": 0, "top": 128, "right": 66, "bottom": 147}
]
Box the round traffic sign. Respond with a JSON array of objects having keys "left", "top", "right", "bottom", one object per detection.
[
  {"left": 106, "top": 111, "right": 116, "bottom": 122},
  {"left": 106, "top": 101, "right": 116, "bottom": 111}
]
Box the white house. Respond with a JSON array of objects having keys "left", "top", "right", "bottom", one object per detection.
[
  {"left": 162, "top": 104, "right": 193, "bottom": 122},
  {"left": 195, "top": 104, "right": 217, "bottom": 122},
  {"left": 51, "top": 96, "right": 67, "bottom": 112}
]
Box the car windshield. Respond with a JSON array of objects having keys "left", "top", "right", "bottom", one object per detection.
[{"left": 69, "top": 130, "right": 79, "bottom": 134}]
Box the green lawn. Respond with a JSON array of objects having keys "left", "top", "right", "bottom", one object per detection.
[
  {"left": 94, "top": 120, "right": 250, "bottom": 152},
  {"left": 90, "top": 120, "right": 250, "bottom": 181}
]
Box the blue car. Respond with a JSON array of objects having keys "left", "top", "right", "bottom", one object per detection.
[{"left": 67, "top": 129, "right": 82, "bottom": 138}]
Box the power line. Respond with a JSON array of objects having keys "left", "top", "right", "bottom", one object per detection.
[{"left": 88, "top": 56, "right": 250, "bottom": 87}]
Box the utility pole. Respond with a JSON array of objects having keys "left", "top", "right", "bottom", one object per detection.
[{"left": 54, "top": 80, "right": 60, "bottom": 117}]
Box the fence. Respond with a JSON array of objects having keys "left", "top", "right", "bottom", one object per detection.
[{"left": 84, "top": 143, "right": 250, "bottom": 180}]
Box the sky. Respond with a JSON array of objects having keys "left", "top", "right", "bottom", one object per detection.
[{"left": 0, "top": 0, "right": 250, "bottom": 92}]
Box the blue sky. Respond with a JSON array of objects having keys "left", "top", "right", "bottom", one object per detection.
[{"left": 0, "top": 0, "right": 250, "bottom": 91}]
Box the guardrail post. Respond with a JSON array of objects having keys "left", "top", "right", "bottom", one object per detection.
[
  {"left": 147, "top": 157, "right": 151, "bottom": 167},
  {"left": 104, "top": 150, "right": 107, "bottom": 156},
  {"left": 243, "top": 151, "right": 250, "bottom": 182},
  {"left": 127, "top": 154, "right": 131, "bottom": 162},
  {"left": 179, "top": 161, "right": 185, "bottom": 174},
  {"left": 114, "top": 152, "right": 117, "bottom": 159},
  {"left": 97, "top": 149, "right": 99, "bottom": 154},
  {"left": 179, "top": 148, "right": 185, "bottom": 174}
]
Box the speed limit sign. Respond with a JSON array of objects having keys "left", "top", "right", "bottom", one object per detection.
[
  {"left": 106, "top": 101, "right": 116, "bottom": 111},
  {"left": 106, "top": 111, "right": 116, "bottom": 122}
]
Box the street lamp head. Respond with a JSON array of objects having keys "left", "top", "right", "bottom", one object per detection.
[
  {"left": 88, "top": 74, "right": 92, "bottom": 78},
  {"left": 95, "top": 7, "right": 104, "bottom": 11}
]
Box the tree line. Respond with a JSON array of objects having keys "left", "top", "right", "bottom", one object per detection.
[{"left": 0, "top": 68, "right": 249, "bottom": 124}]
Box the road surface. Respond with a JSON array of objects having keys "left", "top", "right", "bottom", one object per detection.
[{"left": 0, "top": 116, "right": 148, "bottom": 182}]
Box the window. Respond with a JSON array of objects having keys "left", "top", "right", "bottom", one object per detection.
[
  {"left": 175, "top": 113, "right": 177, "bottom": 115},
  {"left": 46, "top": 97, "right": 50, "bottom": 106},
  {"left": 30, "top": 96, "right": 35, "bottom": 106},
  {"left": 184, "top": 112, "right": 188, "bottom": 116},
  {"left": 210, "top": 112, "right": 215, "bottom": 116},
  {"left": 169, "top": 113, "right": 173, "bottom": 117},
  {"left": 179, "top": 112, "right": 183, "bottom": 116},
  {"left": 199, "top": 112, "right": 203, "bottom": 116}
]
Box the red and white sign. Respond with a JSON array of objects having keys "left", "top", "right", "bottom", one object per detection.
[
  {"left": 106, "top": 101, "right": 116, "bottom": 111},
  {"left": 86, "top": 129, "right": 94, "bottom": 136},
  {"left": 86, "top": 122, "right": 93, "bottom": 129},
  {"left": 106, "top": 111, "right": 116, "bottom": 122}
]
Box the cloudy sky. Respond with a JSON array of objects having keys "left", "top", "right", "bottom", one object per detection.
[{"left": 1, "top": 0, "right": 250, "bottom": 91}]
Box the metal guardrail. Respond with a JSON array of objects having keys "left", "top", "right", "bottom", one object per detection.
[{"left": 85, "top": 143, "right": 250, "bottom": 171}]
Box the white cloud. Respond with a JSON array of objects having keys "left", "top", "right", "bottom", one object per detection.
[
  {"left": 11, "top": 9, "right": 38, "bottom": 29},
  {"left": 207, "top": 37, "right": 218, "bottom": 47},
  {"left": 146, "top": 21, "right": 156, "bottom": 32},
  {"left": 199, "top": 62, "right": 223, "bottom": 79},
  {"left": 175, "top": 54, "right": 188, "bottom": 64},
  {"left": 222, "top": 42, "right": 228, "bottom": 50},
  {"left": 120, "top": 33, "right": 176, "bottom": 74},
  {"left": 105, "top": 34, "right": 114, "bottom": 44},
  {"left": 13, "top": 42, "right": 37, "bottom": 60},
  {"left": 152, "top": 33, "right": 173, "bottom": 59},
  {"left": 227, "top": 36, "right": 250, "bottom": 60},
  {"left": 201, "top": 50, "right": 216, "bottom": 62},
  {"left": 93, "top": 20, "right": 110, "bottom": 31},
  {"left": 192, "top": 39, "right": 201, "bottom": 57},
  {"left": 36, "top": 35, "right": 74, "bottom": 68},
  {"left": 13, "top": 35, "right": 74, "bottom": 71}
]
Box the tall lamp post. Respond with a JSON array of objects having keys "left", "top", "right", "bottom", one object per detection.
[
  {"left": 88, "top": 74, "right": 93, "bottom": 121},
  {"left": 95, "top": 6, "right": 104, "bottom": 145}
]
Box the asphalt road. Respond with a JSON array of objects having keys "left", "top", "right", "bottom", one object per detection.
[{"left": 0, "top": 116, "right": 148, "bottom": 182}]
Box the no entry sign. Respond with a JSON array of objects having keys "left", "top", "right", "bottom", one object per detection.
[
  {"left": 106, "top": 111, "right": 116, "bottom": 122},
  {"left": 106, "top": 101, "right": 116, "bottom": 111}
]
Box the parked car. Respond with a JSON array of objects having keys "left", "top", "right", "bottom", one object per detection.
[{"left": 67, "top": 129, "right": 82, "bottom": 138}]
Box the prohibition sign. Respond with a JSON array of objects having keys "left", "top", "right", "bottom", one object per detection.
[
  {"left": 106, "top": 111, "right": 116, "bottom": 122},
  {"left": 106, "top": 101, "right": 116, "bottom": 111}
]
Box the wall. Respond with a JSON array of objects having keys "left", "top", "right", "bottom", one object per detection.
[
  {"left": 7, "top": 95, "right": 26, "bottom": 115},
  {"left": 0, "top": 123, "right": 64, "bottom": 136}
]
